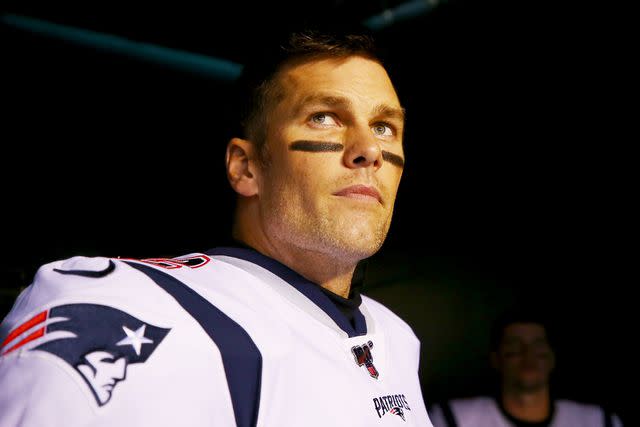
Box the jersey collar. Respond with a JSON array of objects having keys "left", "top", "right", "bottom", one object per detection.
[{"left": 205, "top": 246, "right": 368, "bottom": 337}]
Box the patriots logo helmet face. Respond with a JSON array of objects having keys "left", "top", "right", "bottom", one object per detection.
[
  {"left": 390, "top": 407, "right": 406, "bottom": 421},
  {"left": 1, "top": 304, "right": 170, "bottom": 406}
]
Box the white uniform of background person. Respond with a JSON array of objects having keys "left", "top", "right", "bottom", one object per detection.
[{"left": 429, "top": 396, "right": 623, "bottom": 427}]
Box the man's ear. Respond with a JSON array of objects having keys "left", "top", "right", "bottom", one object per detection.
[{"left": 226, "top": 137, "right": 260, "bottom": 197}]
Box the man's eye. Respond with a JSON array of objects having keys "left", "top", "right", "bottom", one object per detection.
[
  {"left": 372, "top": 123, "right": 393, "bottom": 136},
  {"left": 311, "top": 113, "right": 338, "bottom": 126}
]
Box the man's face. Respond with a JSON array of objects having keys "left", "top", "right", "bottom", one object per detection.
[
  {"left": 255, "top": 56, "right": 405, "bottom": 261},
  {"left": 493, "top": 323, "right": 555, "bottom": 393}
]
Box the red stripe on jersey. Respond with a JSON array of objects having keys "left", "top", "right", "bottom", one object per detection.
[
  {"left": 2, "top": 327, "right": 45, "bottom": 355},
  {"left": 1, "top": 310, "right": 47, "bottom": 350}
]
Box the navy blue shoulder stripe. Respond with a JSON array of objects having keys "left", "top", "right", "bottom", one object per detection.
[{"left": 125, "top": 261, "right": 261, "bottom": 427}]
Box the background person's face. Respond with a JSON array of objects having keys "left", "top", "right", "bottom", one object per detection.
[
  {"left": 494, "top": 323, "right": 555, "bottom": 393},
  {"left": 256, "top": 56, "right": 405, "bottom": 261}
]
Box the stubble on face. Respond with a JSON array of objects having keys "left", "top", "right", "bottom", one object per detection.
[
  {"left": 259, "top": 157, "right": 394, "bottom": 263},
  {"left": 256, "top": 56, "right": 402, "bottom": 263}
]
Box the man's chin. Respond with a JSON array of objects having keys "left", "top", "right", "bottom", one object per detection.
[
  {"left": 517, "top": 381, "right": 548, "bottom": 393},
  {"left": 334, "top": 230, "right": 386, "bottom": 258}
]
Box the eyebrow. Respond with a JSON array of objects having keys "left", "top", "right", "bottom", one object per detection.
[
  {"left": 295, "top": 94, "right": 352, "bottom": 112},
  {"left": 294, "top": 94, "right": 405, "bottom": 124},
  {"left": 372, "top": 104, "right": 406, "bottom": 123}
]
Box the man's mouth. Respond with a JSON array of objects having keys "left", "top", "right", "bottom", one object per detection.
[{"left": 333, "top": 185, "right": 382, "bottom": 203}]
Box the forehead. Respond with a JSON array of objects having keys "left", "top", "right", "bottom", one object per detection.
[
  {"left": 502, "top": 322, "right": 548, "bottom": 343},
  {"left": 275, "top": 56, "right": 401, "bottom": 109}
]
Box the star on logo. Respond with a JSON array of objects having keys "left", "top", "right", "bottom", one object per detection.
[{"left": 116, "top": 325, "right": 153, "bottom": 355}]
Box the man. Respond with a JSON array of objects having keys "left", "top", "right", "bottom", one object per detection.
[
  {"left": 0, "top": 30, "right": 433, "bottom": 426},
  {"left": 428, "top": 308, "right": 623, "bottom": 427}
]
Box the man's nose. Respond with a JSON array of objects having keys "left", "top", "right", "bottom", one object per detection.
[{"left": 343, "top": 125, "right": 383, "bottom": 170}]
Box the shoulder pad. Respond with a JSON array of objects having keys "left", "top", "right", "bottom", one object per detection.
[
  {"left": 53, "top": 256, "right": 115, "bottom": 278},
  {"left": 1, "top": 256, "right": 157, "bottom": 340}
]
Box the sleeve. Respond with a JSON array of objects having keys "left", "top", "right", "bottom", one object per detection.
[
  {"left": 612, "top": 413, "right": 624, "bottom": 427},
  {"left": 0, "top": 257, "right": 111, "bottom": 426},
  {"left": 0, "top": 349, "right": 97, "bottom": 426},
  {"left": 428, "top": 401, "right": 458, "bottom": 427},
  {"left": 0, "top": 256, "right": 178, "bottom": 427},
  {"left": 603, "top": 404, "right": 625, "bottom": 427}
]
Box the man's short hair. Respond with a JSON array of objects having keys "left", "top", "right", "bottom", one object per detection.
[
  {"left": 227, "top": 27, "right": 384, "bottom": 156},
  {"left": 489, "top": 305, "right": 554, "bottom": 351}
]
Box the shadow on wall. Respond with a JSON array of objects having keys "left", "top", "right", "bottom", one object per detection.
[{"left": 363, "top": 249, "right": 518, "bottom": 401}]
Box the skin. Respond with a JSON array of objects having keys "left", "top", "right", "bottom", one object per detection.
[
  {"left": 490, "top": 322, "right": 556, "bottom": 422},
  {"left": 227, "top": 55, "right": 405, "bottom": 297}
]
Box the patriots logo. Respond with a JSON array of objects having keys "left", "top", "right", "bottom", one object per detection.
[
  {"left": 390, "top": 407, "right": 406, "bottom": 421},
  {"left": 351, "top": 340, "right": 379, "bottom": 379},
  {"left": 0, "top": 304, "right": 170, "bottom": 406},
  {"left": 125, "top": 255, "right": 211, "bottom": 270},
  {"left": 373, "top": 394, "right": 412, "bottom": 421}
]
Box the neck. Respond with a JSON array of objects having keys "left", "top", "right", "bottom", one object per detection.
[
  {"left": 278, "top": 249, "right": 356, "bottom": 298},
  {"left": 233, "top": 211, "right": 358, "bottom": 298},
  {"left": 501, "top": 387, "right": 551, "bottom": 423}
]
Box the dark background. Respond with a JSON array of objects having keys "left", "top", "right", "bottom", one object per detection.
[{"left": 2, "top": 1, "right": 631, "bottom": 425}]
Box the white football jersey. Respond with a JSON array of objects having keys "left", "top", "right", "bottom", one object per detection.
[
  {"left": 0, "top": 247, "right": 432, "bottom": 427},
  {"left": 429, "top": 396, "right": 623, "bottom": 427}
]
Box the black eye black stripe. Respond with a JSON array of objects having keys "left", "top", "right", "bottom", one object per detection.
[
  {"left": 289, "top": 140, "right": 404, "bottom": 168},
  {"left": 289, "top": 140, "right": 344, "bottom": 152},
  {"left": 382, "top": 151, "right": 404, "bottom": 168}
]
